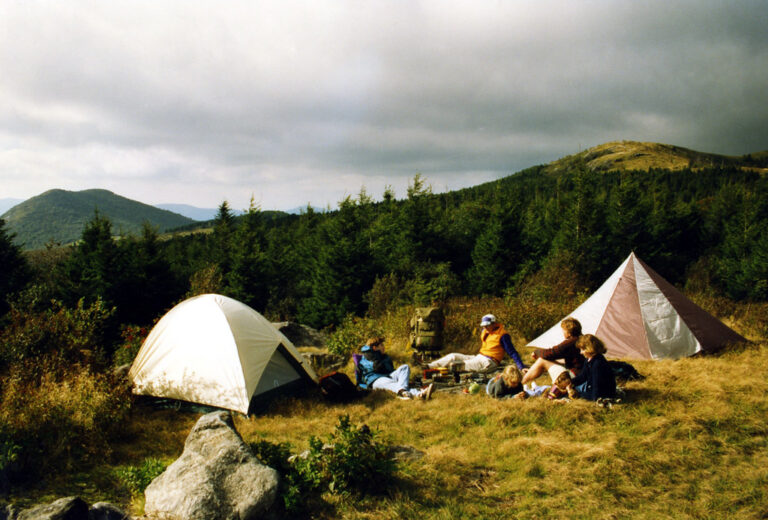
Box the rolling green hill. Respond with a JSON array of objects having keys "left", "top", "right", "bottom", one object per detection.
[
  {"left": 544, "top": 140, "right": 768, "bottom": 175},
  {"left": 1, "top": 189, "right": 195, "bottom": 250}
]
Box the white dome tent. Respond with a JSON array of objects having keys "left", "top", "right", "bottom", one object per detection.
[
  {"left": 527, "top": 253, "right": 746, "bottom": 360},
  {"left": 128, "top": 294, "right": 318, "bottom": 414}
]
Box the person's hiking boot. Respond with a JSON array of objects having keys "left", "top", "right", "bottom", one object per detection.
[
  {"left": 418, "top": 383, "right": 435, "bottom": 400},
  {"left": 397, "top": 389, "right": 412, "bottom": 400},
  {"left": 596, "top": 397, "right": 621, "bottom": 409}
]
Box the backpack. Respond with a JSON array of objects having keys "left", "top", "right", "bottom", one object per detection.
[
  {"left": 318, "top": 371, "right": 361, "bottom": 403},
  {"left": 409, "top": 306, "right": 445, "bottom": 352},
  {"left": 608, "top": 360, "right": 645, "bottom": 382}
]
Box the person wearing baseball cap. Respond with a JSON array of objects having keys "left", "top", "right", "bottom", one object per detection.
[{"left": 427, "top": 313, "right": 526, "bottom": 373}]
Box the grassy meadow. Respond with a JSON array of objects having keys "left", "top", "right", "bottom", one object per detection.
[{"left": 4, "top": 297, "right": 768, "bottom": 519}]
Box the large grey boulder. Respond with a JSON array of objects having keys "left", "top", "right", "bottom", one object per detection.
[
  {"left": 271, "top": 322, "right": 327, "bottom": 349},
  {"left": 144, "top": 411, "right": 279, "bottom": 520}
]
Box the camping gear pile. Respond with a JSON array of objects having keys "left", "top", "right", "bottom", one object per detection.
[{"left": 409, "top": 306, "right": 445, "bottom": 363}]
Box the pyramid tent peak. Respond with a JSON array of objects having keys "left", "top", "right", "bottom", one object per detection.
[{"left": 527, "top": 253, "right": 746, "bottom": 360}]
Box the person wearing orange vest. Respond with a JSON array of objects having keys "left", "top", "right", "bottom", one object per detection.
[{"left": 427, "top": 314, "right": 526, "bottom": 373}]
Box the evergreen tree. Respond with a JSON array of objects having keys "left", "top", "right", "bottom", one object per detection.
[
  {"left": 227, "top": 199, "right": 270, "bottom": 311},
  {"left": 298, "top": 196, "right": 373, "bottom": 328},
  {"left": 606, "top": 171, "right": 651, "bottom": 258},
  {"left": 266, "top": 204, "right": 323, "bottom": 320},
  {"left": 551, "top": 161, "right": 608, "bottom": 285},
  {"left": 129, "top": 222, "right": 183, "bottom": 322},
  {"left": 402, "top": 174, "right": 435, "bottom": 265},
  {"left": 368, "top": 185, "right": 414, "bottom": 275},
  {"left": 716, "top": 187, "right": 768, "bottom": 299},
  {"left": 467, "top": 216, "right": 506, "bottom": 295},
  {"left": 441, "top": 199, "right": 493, "bottom": 278},
  {"left": 213, "top": 200, "right": 236, "bottom": 276},
  {"left": 0, "top": 218, "right": 31, "bottom": 317},
  {"left": 56, "top": 211, "right": 137, "bottom": 350},
  {"left": 59, "top": 211, "right": 128, "bottom": 308}
]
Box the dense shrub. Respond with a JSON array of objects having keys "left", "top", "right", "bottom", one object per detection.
[
  {"left": 250, "top": 415, "right": 395, "bottom": 515},
  {"left": 365, "top": 273, "right": 408, "bottom": 318},
  {"left": 0, "top": 367, "right": 131, "bottom": 483},
  {"left": 0, "top": 296, "right": 129, "bottom": 485},
  {"left": 115, "top": 457, "right": 168, "bottom": 496},
  {"left": 113, "top": 324, "right": 150, "bottom": 367},
  {"left": 186, "top": 263, "right": 224, "bottom": 298},
  {"left": 297, "top": 415, "right": 395, "bottom": 495},
  {"left": 0, "top": 297, "right": 114, "bottom": 375},
  {"left": 326, "top": 315, "right": 380, "bottom": 357},
  {"left": 249, "top": 440, "right": 308, "bottom": 514},
  {"left": 505, "top": 255, "right": 589, "bottom": 341},
  {"left": 404, "top": 262, "right": 461, "bottom": 307}
]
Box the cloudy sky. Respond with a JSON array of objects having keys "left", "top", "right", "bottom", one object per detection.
[{"left": 1, "top": 1, "right": 767, "bottom": 212}]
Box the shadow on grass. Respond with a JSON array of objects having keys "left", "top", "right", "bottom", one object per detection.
[{"left": 619, "top": 386, "right": 665, "bottom": 404}]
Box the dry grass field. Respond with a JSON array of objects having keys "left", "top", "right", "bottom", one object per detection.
[{"left": 8, "top": 298, "right": 768, "bottom": 519}]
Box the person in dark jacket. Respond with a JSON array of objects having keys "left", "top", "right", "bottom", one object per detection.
[
  {"left": 357, "top": 337, "right": 434, "bottom": 400},
  {"left": 521, "top": 317, "right": 586, "bottom": 386},
  {"left": 569, "top": 334, "right": 616, "bottom": 401}
]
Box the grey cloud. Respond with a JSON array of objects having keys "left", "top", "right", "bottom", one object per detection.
[{"left": 0, "top": 0, "right": 766, "bottom": 209}]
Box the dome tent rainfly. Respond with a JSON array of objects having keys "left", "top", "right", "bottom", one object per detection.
[
  {"left": 128, "top": 294, "right": 318, "bottom": 414},
  {"left": 527, "top": 253, "right": 746, "bottom": 360}
]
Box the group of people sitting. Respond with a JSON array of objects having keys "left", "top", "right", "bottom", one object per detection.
[{"left": 356, "top": 313, "right": 617, "bottom": 403}]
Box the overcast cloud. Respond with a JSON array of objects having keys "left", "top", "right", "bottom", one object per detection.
[{"left": 1, "top": 1, "right": 767, "bottom": 211}]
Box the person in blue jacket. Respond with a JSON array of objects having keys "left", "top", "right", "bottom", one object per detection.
[
  {"left": 357, "top": 337, "right": 434, "bottom": 400},
  {"left": 569, "top": 334, "right": 616, "bottom": 401}
]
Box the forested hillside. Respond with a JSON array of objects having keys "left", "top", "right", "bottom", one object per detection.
[
  {"left": 3, "top": 150, "right": 764, "bottom": 338},
  {"left": 2, "top": 188, "right": 194, "bottom": 249}
]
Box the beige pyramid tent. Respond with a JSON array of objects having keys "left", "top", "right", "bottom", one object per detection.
[
  {"left": 527, "top": 253, "right": 746, "bottom": 360},
  {"left": 128, "top": 294, "right": 318, "bottom": 414}
]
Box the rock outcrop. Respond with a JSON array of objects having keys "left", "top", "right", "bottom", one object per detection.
[
  {"left": 143, "top": 411, "right": 279, "bottom": 520},
  {"left": 0, "top": 497, "right": 128, "bottom": 520},
  {"left": 271, "top": 322, "right": 327, "bottom": 349}
]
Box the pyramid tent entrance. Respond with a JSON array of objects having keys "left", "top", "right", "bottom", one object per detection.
[
  {"left": 128, "top": 294, "right": 318, "bottom": 414},
  {"left": 527, "top": 253, "right": 746, "bottom": 360}
]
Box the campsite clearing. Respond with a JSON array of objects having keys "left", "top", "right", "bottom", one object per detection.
[{"left": 15, "top": 337, "right": 764, "bottom": 519}]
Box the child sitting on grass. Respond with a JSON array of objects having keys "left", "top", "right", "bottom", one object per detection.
[
  {"left": 569, "top": 334, "right": 616, "bottom": 401},
  {"left": 545, "top": 364, "right": 578, "bottom": 400},
  {"left": 486, "top": 365, "right": 545, "bottom": 399}
]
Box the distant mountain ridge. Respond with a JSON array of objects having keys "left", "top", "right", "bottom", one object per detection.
[
  {"left": 2, "top": 189, "right": 194, "bottom": 250},
  {"left": 154, "top": 204, "right": 240, "bottom": 221},
  {"left": 5, "top": 141, "right": 765, "bottom": 250},
  {"left": 155, "top": 203, "right": 324, "bottom": 220}
]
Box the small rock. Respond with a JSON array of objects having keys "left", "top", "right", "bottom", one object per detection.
[
  {"left": 17, "top": 496, "right": 88, "bottom": 520},
  {"left": 87, "top": 503, "right": 129, "bottom": 520},
  {"left": 388, "top": 445, "right": 425, "bottom": 462}
]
